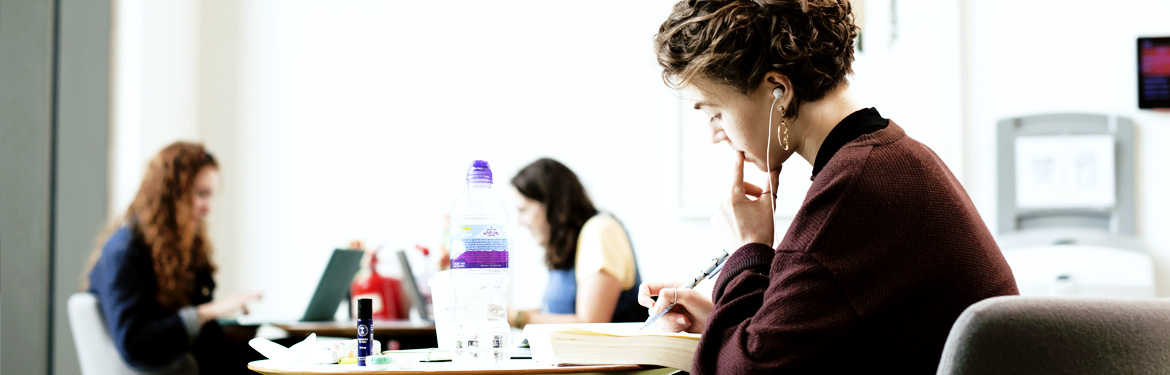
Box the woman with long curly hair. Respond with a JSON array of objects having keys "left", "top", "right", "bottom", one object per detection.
[
  {"left": 638, "top": 1, "right": 1017, "bottom": 373},
  {"left": 87, "top": 141, "right": 261, "bottom": 374}
]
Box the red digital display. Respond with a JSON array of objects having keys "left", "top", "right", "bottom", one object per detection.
[{"left": 1139, "top": 37, "right": 1170, "bottom": 109}]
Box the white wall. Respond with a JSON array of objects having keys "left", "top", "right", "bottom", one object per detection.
[
  {"left": 110, "top": 0, "right": 201, "bottom": 216},
  {"left": 221, "top": 0, "right": 973, "bottom": 314},
  {"left": 112, "top": 0, "right": 971, "bottom": 315},
  {"left": 853, "top": 0, "right": 963, "bottom": 174},
  {"left": 217, "top": 0, "right": 695, "bottom": 313},
  {"left": 116, "top": 0, "right": 1170, "bottom": 318},
  {"left": 962, "top": 0, "right": 1170, "bottom": 295}
]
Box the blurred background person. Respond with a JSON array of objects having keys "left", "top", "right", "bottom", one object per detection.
[
  {"left": 86, "top": 141, "right": 262, "bottom": 375},
  {"left": 507, "top": 158, "right": 648, "bottom": 328}
]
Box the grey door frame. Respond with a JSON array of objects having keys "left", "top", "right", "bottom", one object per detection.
[{"left": 1, "top": 0, "right": 111, "bottom": 374}]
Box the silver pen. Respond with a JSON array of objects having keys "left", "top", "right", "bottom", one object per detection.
[{"left": 639, "top": 250, "right": 730, "bottom": 331}]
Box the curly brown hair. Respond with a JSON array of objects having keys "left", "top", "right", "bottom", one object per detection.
[
  {"left": 90, "top": 142, "right": 219, "bottom": 310},
  {"left": 654, "top": 0, "right": 858, "bottom": 117}
]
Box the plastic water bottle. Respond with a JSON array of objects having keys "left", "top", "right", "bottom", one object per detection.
[{"left": 448, "top": 160, "right": 511, "bottom": 366}]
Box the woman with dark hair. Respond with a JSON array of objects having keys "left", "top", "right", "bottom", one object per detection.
[
  {"left": 87, "top": 141, "right": 261, "bottom": 374},
  {"left": 638, "top": 1, "right": 1018, "bottom": 373},
  {"left": 507, "top": 158, "right": 647, "bottom": 328}
]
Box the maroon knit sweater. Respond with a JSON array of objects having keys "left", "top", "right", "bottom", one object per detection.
[{"left": 694, "top": 122, "right": 1018, "bottom": 374}]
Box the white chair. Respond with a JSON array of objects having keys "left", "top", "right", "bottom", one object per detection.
[{"left": 68, "top": 292, "right": 197, "bottom": 375}]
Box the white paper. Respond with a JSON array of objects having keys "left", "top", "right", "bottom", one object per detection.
[
  {"left": 1015, "top": 135, "right": 1115, "bottom": 209},
  {"left": 249, "top": 334, "right": 380, "bottom": 365},
  {"left": 250, "top": 334, "right": 332, "bottom": 363}
]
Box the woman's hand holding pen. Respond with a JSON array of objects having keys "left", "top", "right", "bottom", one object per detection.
[
  {"left": 712, "top": 152, "right": 781, "bottom": 254},
  {"left": 637, "top": 282, "right": 713, "bottom": 334}
]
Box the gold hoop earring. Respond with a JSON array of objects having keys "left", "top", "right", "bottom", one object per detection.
[{"left": 778, "top": 106, "right": 790, "bottom": 151}]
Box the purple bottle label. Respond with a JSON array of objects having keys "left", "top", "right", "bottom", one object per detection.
[
  {"left": 357, "top": 319, "right": 371, "bottom": 365},
  {"left": 449, "top": 224, "right": 509, "bottom": 269}
]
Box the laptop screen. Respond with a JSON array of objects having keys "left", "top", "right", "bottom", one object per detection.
[
  {"left": 396, "top": 249, "right": 431, "bottom": 322},
  {"left": 300, "top": 249, "right": 364, "bottom": 322}
]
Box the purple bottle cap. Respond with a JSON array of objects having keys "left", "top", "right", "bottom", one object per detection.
[{"left": 466, "top": 160, "right": 493, "bottom": 184}]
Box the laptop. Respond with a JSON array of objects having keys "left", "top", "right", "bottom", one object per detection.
[
  {"left": 395, "top": 249, "right": 431, "bottom": 322},
  {"left": 235, "top": 248, "right": 365, "bottom": 325}
]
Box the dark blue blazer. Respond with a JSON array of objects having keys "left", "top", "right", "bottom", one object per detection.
[{"left": 88, "top": 226, "right": 219, "bottom": 370}]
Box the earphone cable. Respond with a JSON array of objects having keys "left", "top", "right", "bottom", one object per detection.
[{"left": 767, "top": 95, "right": 779, "bottom": 235}]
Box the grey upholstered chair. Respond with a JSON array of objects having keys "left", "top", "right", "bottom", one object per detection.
[{"left": 936, "top": 296, "right": 1170, "bottom": 375}]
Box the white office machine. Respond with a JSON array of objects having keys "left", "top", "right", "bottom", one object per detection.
[{"left": 996, "top": 114, "right": 1154, "bottom": 297}]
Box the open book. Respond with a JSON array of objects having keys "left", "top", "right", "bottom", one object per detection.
[{"left": 524, "top": 323, "right": 700, "bottom": 372}]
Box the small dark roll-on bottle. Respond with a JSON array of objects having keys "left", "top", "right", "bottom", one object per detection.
[{"left": 357, "top": 298, "right": 373, "bottom": 366}]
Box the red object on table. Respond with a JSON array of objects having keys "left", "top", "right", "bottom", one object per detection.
[{"left": 350, "top": 251, "right": 405, "bottom": 320}]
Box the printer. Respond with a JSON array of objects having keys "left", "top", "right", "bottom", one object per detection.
[{"left": 995, "top": 114, "right": 1154, "bottom": 298}]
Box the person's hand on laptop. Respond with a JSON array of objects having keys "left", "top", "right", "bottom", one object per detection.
[{"left": 197, "top": 291, "right": 263, "bottom": 325}]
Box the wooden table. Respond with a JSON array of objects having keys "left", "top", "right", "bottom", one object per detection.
[
  {"left": 247, "top": 359, "right": 676, "bottom": 375},
  {"left": 275, "top": 320, "right": 438, "bottom": 349}
]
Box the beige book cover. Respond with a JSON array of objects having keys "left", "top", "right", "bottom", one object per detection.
[{"left": 524, "top": 323, "right": 701, "bottom": 372}]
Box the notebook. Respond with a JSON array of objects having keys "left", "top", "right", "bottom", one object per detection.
[{"left": 235, "top": 249, "right": 364, "bottom": 325}]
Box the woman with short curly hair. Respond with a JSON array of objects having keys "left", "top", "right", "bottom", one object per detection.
[
  {"left": 87, "top": 141, "right": 260, "bottom": 374},
  {"left": 638, "top": 1, "right": 1018, "bottom": 373}
]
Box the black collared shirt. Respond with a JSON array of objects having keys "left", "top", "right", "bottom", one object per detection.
[{"left": 811, "top": 107, "right": 889, "bottom": 179}]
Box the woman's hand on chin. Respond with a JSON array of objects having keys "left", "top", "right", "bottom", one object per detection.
[{"left": 712, "top": 152, "right": 778, "bottom": 254}]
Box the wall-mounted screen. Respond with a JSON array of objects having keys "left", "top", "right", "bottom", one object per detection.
[{"left": 1138, "top": 37, "right": 1170, "bottom": 109}]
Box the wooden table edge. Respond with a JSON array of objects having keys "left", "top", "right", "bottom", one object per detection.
[{"left": 247, "top": 360, "right": 677, "bottom": 375}]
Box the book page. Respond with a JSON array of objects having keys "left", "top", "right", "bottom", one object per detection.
[
  {"left": 537, "top": 323, "right": 701, "bottom": 339},
  {"left": 526, "top": 322, "right": 700, "bottom": 372}
]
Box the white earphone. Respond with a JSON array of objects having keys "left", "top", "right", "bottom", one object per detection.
[{"left": 766, "top": 86, "right": 785, "bottom": 243}]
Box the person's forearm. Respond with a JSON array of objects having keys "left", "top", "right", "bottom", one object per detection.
[
  {"left": 178, "top": 306, "right": 203, "bottom": 343},
  {"left": 195, "top": 303, "right": 214, "bottom": 325}
]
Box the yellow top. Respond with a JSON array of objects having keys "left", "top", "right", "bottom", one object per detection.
[{"left": 573, "top": 215, "right": 636, "bottom": 290}]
